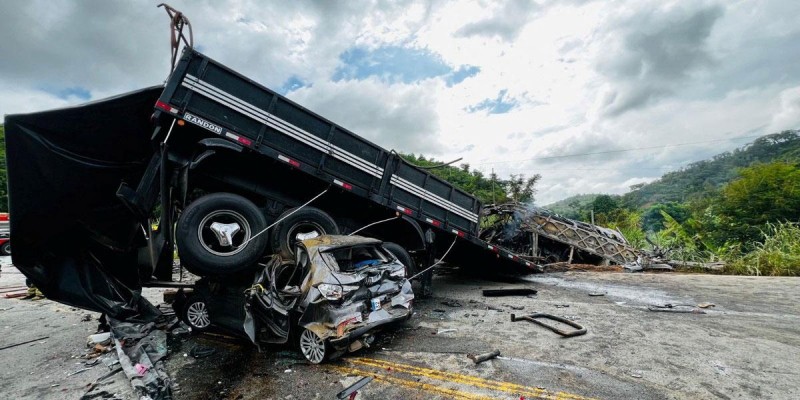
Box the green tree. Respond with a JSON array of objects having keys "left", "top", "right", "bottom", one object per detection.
[
  {"left": 712, "top": 161, "right": 800, "bottom": 246},
  {"left": 505, "top": 173, "right": 541, "bottom": 204},
  {"left": 641, "top": 202, "right": 690, "bottom": 232},
  {"left": 591, "top": 194, "right": 619, "bottom": 215}
]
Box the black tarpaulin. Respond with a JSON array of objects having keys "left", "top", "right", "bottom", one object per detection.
[{"left": 4, "top": 86, "right": 163, "bottom": 319}]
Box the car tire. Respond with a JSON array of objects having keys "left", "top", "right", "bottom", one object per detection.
[
  {"left": 270, "top": 207, "right": 338, "bottom": 259},
  {"left": 0, "top": 242, "right": 10, "bottom": 256},
  {"left": 176, "top": 192, "right": 267, "bottom": 276},
  {"left": 382, "top": 242, "right": 416, "bottom": 277},
  {"left": 299, "top": 328, "right": 328, "bottom": 364},
  {"left": 181, "top": 295, "right": 212, "bottom": 333}
]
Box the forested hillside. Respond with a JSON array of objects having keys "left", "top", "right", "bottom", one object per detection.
[
  {"left": 545, "top": 193, "right": 600, "bottom": 219},
  {"left": 547, "top": 130, "right": 800, "bottom": 276},
  {"left": 621, "top": 131, "right": 800, "bottom": 208}
]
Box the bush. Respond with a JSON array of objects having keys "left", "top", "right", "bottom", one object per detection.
[{"left": 724, "top": 222, "right": 800, "bottom": 276}]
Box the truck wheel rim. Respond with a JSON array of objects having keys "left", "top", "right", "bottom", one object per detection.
[
  {"left": 186, "top": 301, "right": 210, "bottom": 329},
  {"left": 198, "top": 210, "right": 251, "bottom": 257},
  {"left": 299, "top": 329, "right": 325, "bottom": 364},
  {"left": 285, "top": 222, "right": 325, "bottom": 254}
]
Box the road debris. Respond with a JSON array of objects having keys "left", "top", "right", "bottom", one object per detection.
[
  {"left": 553, "top": 304, "right": 570, "bottom": 308},
  {"left": 482, "top": 288, "right": 538, "bottom": 297},
  {"left": 647, "top": 304, "right": 706, "bottom": 314},
  {"left": 467, "top": 350, "right": 501, "bottom": 364},
  {"left": 336, "top": 376, "right": 373, "bottom": 400},
  {"left": 87, "top": 332, "right": 112, "bottom": 347},
  {"left": 441, "top": 299, "right": 463, "bottom": 307},
  {"left": 82, "top": 366, "right": 123, "bottom": 397},
  {"left": 67, "top": 367, "right": 91, "bottom": 377},
  {"left": 0, "top": 336, "right": 50, "bottom": 351},
  {"left": 510, "top": 313, "right": 587, "bottom": 338},
  {"left": 434, "top": 328, "right": 458, "bottom": 335},
  {"left": 697, "top": 303, "right": 716, "bottom": 309},
  {"left": 110, "top": 318, "right": 171, "bottom": 399},
  {"left": 189, "top": 344, "right": 216, "bottom": 359},
  {"left": 588, "top": 292, "right": 605, "bottom": 297}
]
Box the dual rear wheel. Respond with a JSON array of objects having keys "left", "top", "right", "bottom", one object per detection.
[{"left": 176, "top": 192, "right": 339, "bottom": 276}]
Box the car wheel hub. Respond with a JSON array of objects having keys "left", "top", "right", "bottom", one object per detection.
[
  {"left": 186, "top": 301, "right": 210, "bottom": 329},
  {"left": 299, "top": 329, "right": 326, "bottom": 364}
]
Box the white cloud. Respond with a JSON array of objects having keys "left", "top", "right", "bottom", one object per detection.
[
  {"left": 3, "top": 0, "right": 800, "bottom": 206},
  {"left": 767, "top": 86, "right": 800, "bottom": 133}
]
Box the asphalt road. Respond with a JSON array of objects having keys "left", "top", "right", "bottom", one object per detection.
[
  {"left": 165, "top": 269, "right": 800, "bottom": 399},
  {"left": 2, "top": 258, "right": 799, "bottom": 399}
]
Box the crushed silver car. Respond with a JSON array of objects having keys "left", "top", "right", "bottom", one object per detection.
[{"left": 242, "top": 235, "right": 414, "bottom": 363}]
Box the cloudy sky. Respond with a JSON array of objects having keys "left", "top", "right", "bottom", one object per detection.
[{"left": 2, "top": 0, "right": 799, "bottom": 204}]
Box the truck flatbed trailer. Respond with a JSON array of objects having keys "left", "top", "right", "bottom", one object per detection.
[
  {"left": 5, "top": 48, "right": 534, "bottom": 318},
  {"left": 151, "top": 48, "right": 536, "bottom": 270}
]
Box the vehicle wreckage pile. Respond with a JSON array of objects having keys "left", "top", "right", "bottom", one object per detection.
[{"left": 480, "top": 203, "right": 725, "bottom": 272}]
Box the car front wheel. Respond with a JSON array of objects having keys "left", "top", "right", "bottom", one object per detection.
[{"left": 299, "top": 328, "right": 327, "bottom": 364}]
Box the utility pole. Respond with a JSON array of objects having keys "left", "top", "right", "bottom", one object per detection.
[{"left": 491, "top": 168, "right": 496, "bottom": 204}]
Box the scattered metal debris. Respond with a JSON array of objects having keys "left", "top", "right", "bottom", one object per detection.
[
  {"left": 510, "top": 313, "right": 587, "bottom": 338},
  {"left": 441, "top": 299, "right": 463, "bottom": 307},
  {"left": 482, "top": 288, "right": 538, "bottom": 297},
  {"left": 67, "top": 367, "right": 92, "bottom": 377},
  {"left": 697, "top": 303, "right": 716, "bottom": 309},
  {"left": 336, "top": 376, "right": 373, "bottom": 400},
  {"left": 588, "top": 292, "right": 605, "bottom": 297},
  {"left": 189, "top": 345, "right": 216, "bottom": 359},
  {"left": 0, "top": 336, "right": 50, "bottom": 351},
  {"left": 434, "top": 328, "right": 457, "bottom": 335},
  {"left": 647, "top": 304, "right": 706, "bottom": 314},
  {"left": 467, "top": 350, "right": 501, "bottom": 364}
]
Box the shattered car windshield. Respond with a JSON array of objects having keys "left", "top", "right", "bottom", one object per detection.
[{"left": 322, "top": 244, "right": 394, "bottom": 272}]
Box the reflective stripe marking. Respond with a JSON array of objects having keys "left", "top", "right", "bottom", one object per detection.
[
  {"left": 181, "top": 75, "right": 384, "bottom": 178},
  {"left": 390, "top": 175, "right": 478, "bottom": 222},
  {"left": 278, "top": 154, "right": 300, "bottom": 167},
  {"left": 179, "top": 75, "right": 480, "bottom": 224},
  {"left": 425, "top": 218, "right": 441, "bottom": 227},
  {"left": 333, "top": 179, "right": 353, "bottom": 190}
]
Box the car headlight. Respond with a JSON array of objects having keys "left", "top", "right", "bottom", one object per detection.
[{"left": 317, "top": 283, "right": 359, "bottom": 301}]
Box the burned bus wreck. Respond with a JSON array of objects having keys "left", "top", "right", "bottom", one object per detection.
[{"left": 481, "top": 203, "right": 640, "bottom": 266}]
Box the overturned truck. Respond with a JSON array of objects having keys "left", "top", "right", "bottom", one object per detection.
[{"left": 5, "top": 48, "right": 543, "bottom": 321}]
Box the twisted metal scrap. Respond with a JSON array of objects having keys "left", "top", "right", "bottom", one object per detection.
[{"left": 481, "top": 203, "right": 640, "bottom": 265}]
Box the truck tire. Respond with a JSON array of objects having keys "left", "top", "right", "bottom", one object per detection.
[
  {"left": 177, "top": 192, "right": 267, "bottom": 275},
  {"left": 271, "top": 207, "right": 338, "bottom": 258},
  {"left": 383, "top": 242, "right": 416, "bottom": 277},
  {"left": 0, "top": 242, "right": 10, "bottom": 255}
]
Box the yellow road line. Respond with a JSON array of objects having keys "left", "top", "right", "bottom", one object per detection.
[
  {"left": 330, "top": 365, "right": 496, "bottom": 400},
  {"left": 348, "top": 357, "right": 596, "bottom": 400}
]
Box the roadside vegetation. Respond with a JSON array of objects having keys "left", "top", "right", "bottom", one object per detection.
[
  {"left": 546, "top": 131, "right": 800, "bottom": 276},
  {"left": 405, "top": 131, "right": 800, "bottom": 276}
]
